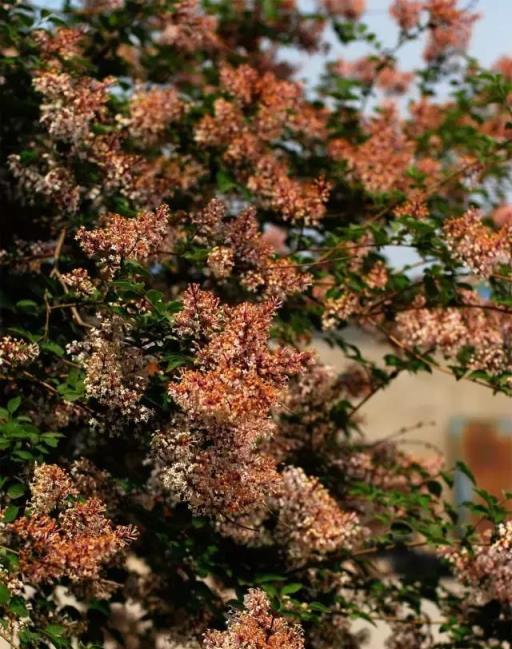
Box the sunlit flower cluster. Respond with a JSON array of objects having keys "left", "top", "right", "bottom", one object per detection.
[
  {"left": 273, "top": 466, "right": 363, "bottom": 565},
  {"left": 321, "top": 0, "right": 366, "bottom": 20},
  {"left": 76, "top": 204, "right": 169, "bottom": 274},
  {"left": 195, "top": 64, "right": 331, "bottom": 223},
  {"left": 153, "top": 285, "right": 308, "bottom": 517},
  {"left": 395, "top": 292, "right": 512, "bottom": 375},
  {"left": 158, "top": 0, "right": 219, "bottom": 52},
  {"left": 191, "top": 199, "right": 311, "bottom": 298},
  {"left": 444, "top": 208, "right": 512, "bottom": 277},
  {"left": 61, "top": 268, "right": 96, "bottom": 296},
  {"left": 33, "top": 72, "right": 113, "bottom": 144},
  {"left": 329, "top": 110, "right": 414, "bottom": 193},
  {"left": 34, "top": 27, "right": 84, "bottom": 68},
  {"left": 9, "top": 464, "right": 137, "bottom": 594},
  {"left": 125, "top": 86, "right": 186, "bottom": 146},
  {"left": 389, "top": 0, "right": 424, "bottom": 30},
  {"left": 441, "top": 521, "right": 512, "bottom": 604},
  {"left": 0, "top": 336, "right": 39, "bottom": 367},
  {"left": 423, "top": 0, "right": 478, "bottom": 61},
  {"left": 203, "top": 588, "right": 305, "bottom": 649}
]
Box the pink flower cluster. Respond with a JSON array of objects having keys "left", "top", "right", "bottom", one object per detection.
[
  {"left": 190, "top": 199, "right": 311, "bottom": 298},
  {"left": 389, "top": 0, "right": 424, "bottom": 30},
  {"left": 321, "top": 0, "right": 366, "bottom": 20},
  {"left": 444, "top": 208, "right": 512, "bottom": 277},
  {"left": 273, "top": 466, "right": 363, "bottom": 565},
  {"left": 0, "top": 336, "right": 39, "bottom": 367},
  {"left": 67, "top": 315, "right": 151, "bottom": 422},
  {"left": 76, "top": 204, "right": 169, "bottom": 274},
  {"left": 329, "top": 109, "right": 414, "bottom": 193},
  {"left": 423, "top": 0, "right": 479, "bottom": 61},
  {"left": 9, "top": 464, "right": 137, "bottom": 595},
  {"left": 441, "top": 522, "right": 512, "bottom": 604},
  {"left": 154, "top": 286, "right": 307, "bottom": 518},
  {"left": 395, "top": 292, "right": 512, "bottom": 375},
  {"left": 195, "top": 64, "right": 331, "bottom": 223},
  {"left": 203, "top": 588, "right": 304, "bottom": 649}
]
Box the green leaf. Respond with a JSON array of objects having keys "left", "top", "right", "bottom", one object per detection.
[
  {"left": 455, "top": 461, "right": 476, "bottom": 484},
  {"left": 281, "top": 583, "right": 303, "bottom": 596},
  {"left": 40, "top": 341, "right": 65, "bottom": 357},
  {"left": 7, "top": 397, "right": 21, "bottom": 414},
  {"left": 7, "top": 483, "right": 25, "bottom": 499},
  {"left": 0, "top": 583, "right": 10, "bottom": 606},
  {"left": 15, "top": 299, "right": 38, "bottom": 314},
  {"left": 3, "top": 506, "right": 19, "bottom": 523}
]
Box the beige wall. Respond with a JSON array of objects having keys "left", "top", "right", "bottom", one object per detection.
[{"left": 315, "top": 336, "right": 512, "bottom": 462}]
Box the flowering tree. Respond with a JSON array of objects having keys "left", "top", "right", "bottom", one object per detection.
[{"left": 1, "top": 0, "right": 512, "bottom": 647}]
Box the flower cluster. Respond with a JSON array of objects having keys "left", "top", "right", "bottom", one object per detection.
[
  {"left": 0, "top": 336, "right": 39, "bottom": 367},
  {"left": 444, "top": 208, "right": 512, "bottom": 277},
  {"left": 67, "top": 315, "right": 151, "bottom": 422},
  {"left": 8, "top": 152, "right": 81, "bottom": 213},
  {"left": 195, "top": 64, "right": 331, "bottom": 223},
  {"left": 424, "top": 0, "right": 479, "bottom": 61},
  {"left": 321, "top": 0, "right": 366, "bottom": 20},
  {"left": 61, "top": 268, "right": 96, "bottom": 296},
  {"left": 389, "top": 0, "right": 424, "bottom": 30},
  {"left": 158, "top": 0, "right": 219, "bottom": 52},
  {"left": 33, "top": 27, "right": 84, "bottom": 68},
  {"left": 329, "top": 110, "right": 414, "bottom": 193},
  {"left": 394, "top": 190, "right": 429, "bottom": 219},
  {"left": 190, "top": 199, "right": 311, "bottom": 298},
  {"left": 322, "top": 292, "right": 361, "bottom": 330},
  {"left": 154, "top": 285, "right": 307, "bottom": 517},
  {"left": 440, "top": 521, "right": 512, "bottom": 604},
  {"left": 9, "top": 464, "right": 137, "bottom": 594},
  {"left": 76, "top": 204, "right": 169, "bottom": 274},
  {"left": 394, "top": 292, "right": 512, "bottom": 375},
  {"left": 125, "top": 86, "right": 186, "bottom": 146},
  {"left": 337, "top": 441, "right": 443, "bottom": 493},
  {"left": 203, "top": 589, "right": 304, "bottom": 649},
  {"left": 272, "top": 466, "right": 363, "bottom": 565},
  {"left": 33, "top": 72, "right": 113, "bottom": 144},
  {"left": 247, "top": 156, "right": 332, "bottom": 225}
]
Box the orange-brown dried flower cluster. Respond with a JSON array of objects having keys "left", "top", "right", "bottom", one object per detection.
[
  {"left": 203, "top": 588, "right": 304, "bottom": 649},
  {"left": 190, "top": 199, "right": 311, "bottom": 298},
  {"left": 395, "top": 292, "right": 512, "bottom": 375},
  {"left": 195, "top": 64, "right": 331, "bottom": 223},
  {"left": 76, "top": 204, "right": 169, "bottom": 274},
  {"left": 34, "top": 27, "right": 85, "bottom": 68},
  {"left": 9, "top": 464, "right": 137, "bottom": 594},
  {"left": 321, "top": 0, "right": 366, "bottom": 20},
  {"left": 125, "top": 86, "right": 186, "bottom": 146},
  {"left": 443, "top": 208, "right": 512, "bottom": 277},
  {"left": 33, "top": 72, "right": 113, "bottom": 144},
  {"left": 389, "top": 0, "right": 424, "bottom": 30},
  {"left": 154, "top": 286, "right": 308, "bottom": 517},
  {"left": 61, "top": 268, "right": 96, "bottom": 296},
  {"left": 423, "top": 0, "right": 478, "bottom": 61},
  {"left": 158, "top": 0, "right": 219, "bottom": 52},
  {"left": 329, "top": 109, "right": 414, "bottom": 193}
]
